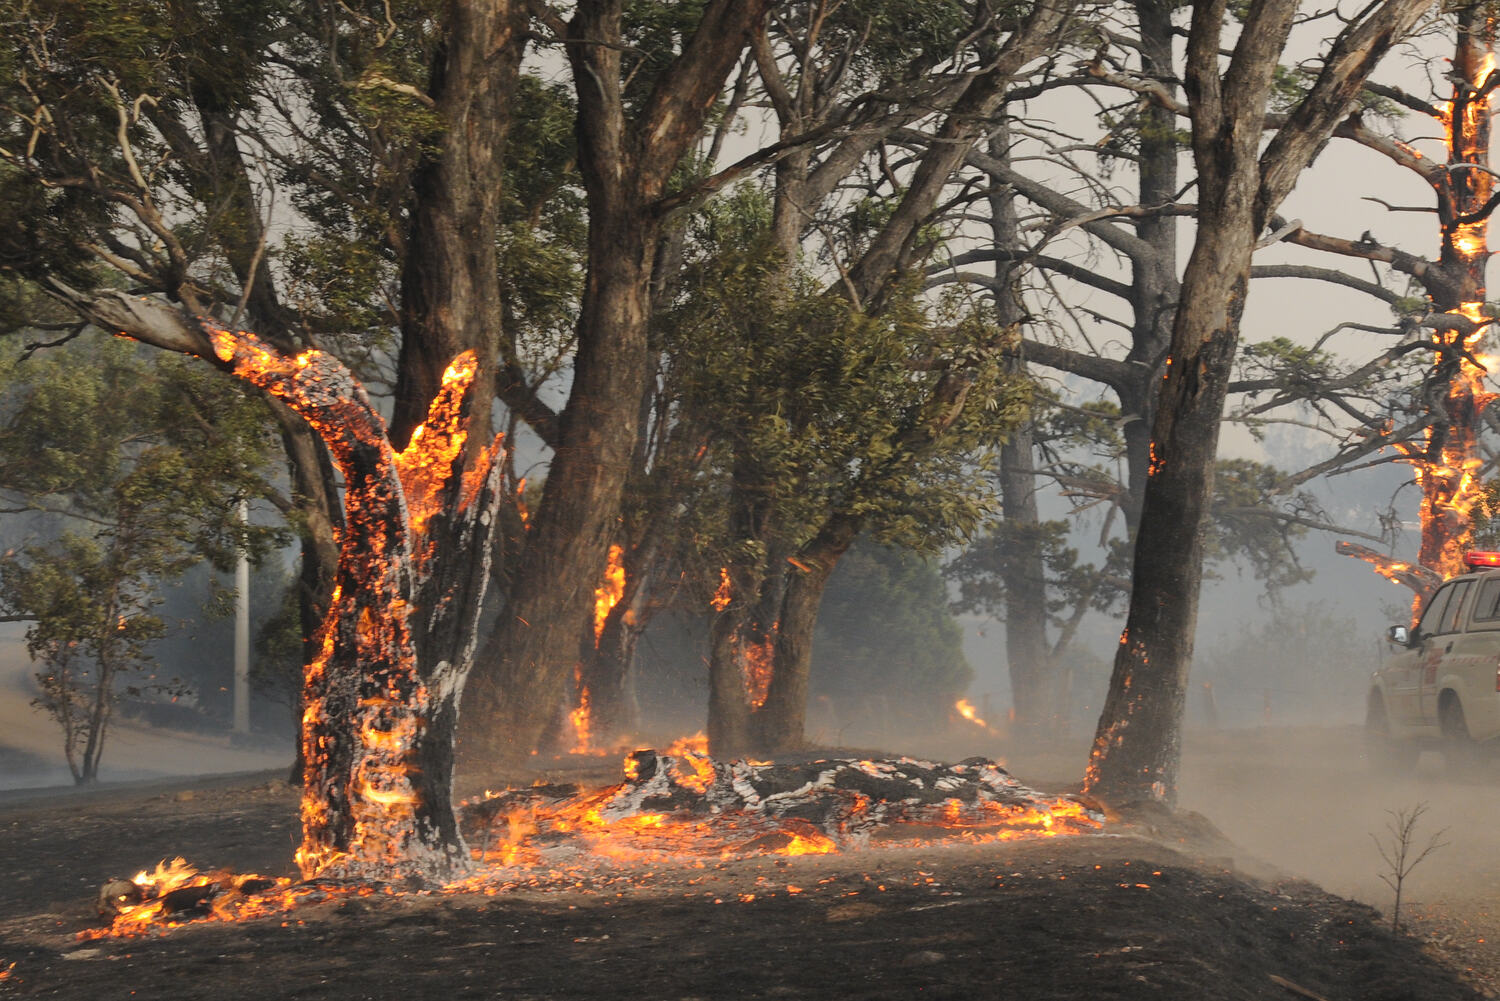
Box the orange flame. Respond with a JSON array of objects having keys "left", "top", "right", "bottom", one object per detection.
[
  {"left": 741, "top": 629, "right": 776, "bottom": 709},
  {"left": 955, "top": 698, "right": 987, "bottom": 729},
  {"left": 594, "top": 544, "right": 626, "bottom": 643},
  {"left": 711, "top": 567, "right": 732, "bottom": 611},
  {"left": 208, "top": 326, "right": 500, "bottom": 881},
  {"left": 1359, "top": 40, "right": 1497, "bottom": 599},
  {"left": 568, "top": 671, "right": 594, "bottom": 755},
  {"left": 90, "top": 748, "right": 1104, "bottom": 938},
  {"left": 394, "top": 351, "right": 478, "bottom": 537}
]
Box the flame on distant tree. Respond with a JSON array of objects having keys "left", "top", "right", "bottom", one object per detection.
[
  {"left": 709, "top": 566, "right": 777, "bottom": 708},
  {"left": 955, "top": 698, "right": 988, "bottom": 729},
  {"left": 1346, "top": 34, "right": 1498, "bottom": 604},
  {"left": 1408, "top": 43, "right": 1496, "bottom": 583}
]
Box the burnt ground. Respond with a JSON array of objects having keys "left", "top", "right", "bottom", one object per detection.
[{"left": 0, "top": 758, "right": 1485, "bottom": 1001}]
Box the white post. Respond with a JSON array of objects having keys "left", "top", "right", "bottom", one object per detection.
[{"left": 234, "top": 500, "right": 251, "bottom": 735}]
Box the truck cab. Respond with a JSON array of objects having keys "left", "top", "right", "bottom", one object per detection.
[{"left": 1368, "top": 550, "right": 1500, "bottom": 768}]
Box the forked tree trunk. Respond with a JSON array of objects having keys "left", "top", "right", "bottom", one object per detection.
[
  {"left": 752, "top": 518, "right": 859, "bottom": 752},
  {"left": 461, "top": 0, "right": 774, "bottom": 767},
  {"left": 1084, "top": 0, "right": 1433, "bottom": 808},
  {"left": 707, "top": 516, "right": 859, "bottom": 757},
  {"left": 209, "top": 326, "right": 501, "bottom": 884}
]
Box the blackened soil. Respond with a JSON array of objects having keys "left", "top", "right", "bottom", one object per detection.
[{"left": 0, "top": 772, "right": 1481, "bottom": 1001}]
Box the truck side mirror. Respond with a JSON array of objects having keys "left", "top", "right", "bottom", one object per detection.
[{"left": 1387, "top": 624, "right": 1410, "bottom": 646}]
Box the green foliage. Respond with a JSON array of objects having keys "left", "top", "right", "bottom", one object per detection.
[
  {"left": 1207, "top": 458, "right": 1315, "bottom": 593},
  {"left": 658, "top": 186, "right": 1027, "bottom": 575},
  {"left": 0, "top": 331, "right": 286, "bottom": 781},
  {"left": 1469, "top": 478, "right": 1500, "bottom": 550},
  {"left": 786, "top": 0, "right": 976, "bottom": 89},
  {"left": 812, "top": 538, "right": 974, "bottom": 718},
  {"left": 946, "top": 519, "right": 1130, "bottom": 625}
]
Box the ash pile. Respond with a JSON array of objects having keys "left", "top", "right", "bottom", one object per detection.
[{"left": 464, "top": 750, "right": 1103, "bottom": 854}]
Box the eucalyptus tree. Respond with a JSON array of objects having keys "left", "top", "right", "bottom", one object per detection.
[{"left": 1084, "top": 0, "right": 1434, "bottom": 808}]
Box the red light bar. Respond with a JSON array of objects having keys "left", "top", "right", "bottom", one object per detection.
[{"left": 1464, "top": 551, "right": 1500, "bottom": 568}]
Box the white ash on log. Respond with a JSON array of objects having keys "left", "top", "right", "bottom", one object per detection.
[{"left": 462, "top": 751, "right": 1103, "bottom": 854}]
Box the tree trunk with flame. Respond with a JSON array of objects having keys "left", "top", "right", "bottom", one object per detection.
[
  {"left": 1085, "top": 0, "right": 1434, "bottom": 809},
  {"left": 1327, "top": 8, "right": 1498, "bottom": 607},
  {"left": 209, "top": 327, "right": 501, "bottom": 883},
  {"left": 459, "top": 0, "right": 775, "bottom": 767},
  {"left": 1407, "top": 8, "right": 1495, "bottom": 581}
]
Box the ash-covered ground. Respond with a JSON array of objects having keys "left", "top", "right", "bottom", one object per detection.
[{"left": 0, "top": 727, "right": 1491, "bottom": 1000}]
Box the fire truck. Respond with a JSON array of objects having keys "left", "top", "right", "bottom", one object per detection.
[{"left": 1367, "top": 550, "right": 1500, "bottom": 769}]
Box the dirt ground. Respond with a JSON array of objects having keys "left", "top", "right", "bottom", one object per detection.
[{"left": 0, "top": 727, "right": 1492, "bottom": 1000}]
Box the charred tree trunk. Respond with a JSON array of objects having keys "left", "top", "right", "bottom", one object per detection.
[
  {"left": 471, "top": 201, "right": 656, "bottom": 762},
  {"left": 578, "top": 590, "right": 644, "bottom": 744},
  {"left": 1085, "top": 0, "right": 1433, "bottom": 808},
  {"left": 390, "top": 0, "right": 522, "bottom": 454},
  {"left": 1411, "top": 6, "right": 1493, "bottom": 579},
  {"left": 211, "top": 327, "right": 501, "bottom": 883}
]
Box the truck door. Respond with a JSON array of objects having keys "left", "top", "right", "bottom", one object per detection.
[
  {"left": 1390, "top": 583, "right": 1455, "bottom": 726},
  {"left": 1418, "top": 579, "right": 1473, "bottom": 726}
]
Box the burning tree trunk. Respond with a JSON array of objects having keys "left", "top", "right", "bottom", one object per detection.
[
  {"left": 754, "top": 519, "right": 860, "bottom": 752},
  {"left": 567, "top": 542, "right": 638, "bottom": 751},
  {"left": 1084, "top": 0, "right": 1433, "bottom": 808},
  {"left": 707, "top": 564, "right": 785, "bottom": 757},
  {"left": 207, "top": 327, "right": 502, "bottom": 883},
  {"left": 1401, "top": 8, "right": 1496, "bottom": 581}
]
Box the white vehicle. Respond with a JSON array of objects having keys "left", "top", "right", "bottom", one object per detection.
[{"left": 1367, "top": 550, "right": 1500, "bottom": 769}]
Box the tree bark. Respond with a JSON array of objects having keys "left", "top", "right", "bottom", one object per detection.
[
  {"left": 462, "top": 0, "right": 774, "bottom": 766},
  {"left": 1084, "top": 0, "right": 1434, "bottom": 808},
  {"left": 391, "top": 0, "right": 524, "bottom": 455},
  {"left": 1412, "top": 5, "right": 1493, "bottom": 579},
  {"left": 752, "top": 516, "right": 861, "bottom": 753},
  {"left": 210, "top": 326, "right": 501, "bottom": 884},
  {"left": 986, "top": 127, "right": 1055, "bottom": 733}
]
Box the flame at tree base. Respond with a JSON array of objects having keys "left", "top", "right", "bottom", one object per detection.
[{"left": 87, "top": 746, "right": 1102, "bottom": 938}]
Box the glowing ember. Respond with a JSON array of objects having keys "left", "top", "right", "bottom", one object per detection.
[
  {"left": 88, "top": 858, "right": 302, "bottom": 939},
  {"left": 740, "top": 629, "right": 776, "bottom": 708},
  {"left": 88, "top": 748, "right": 1103, "bottom": 938},
  {"left": 459, "top": 749, "right": 1103, "bottom": 866}
]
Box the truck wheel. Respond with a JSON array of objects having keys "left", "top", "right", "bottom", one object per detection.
[
  {"left": 1365, "top": 696, "right": 1417, "bottom": 773},
  {"left": 1439, "top": 696, "right": 1482, "bottom": 776}
]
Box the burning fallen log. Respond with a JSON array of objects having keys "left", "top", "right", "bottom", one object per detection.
[
  {"left": 460, "top": 748, "right": 1103, "bottom": 864},
  {"left": 91, "top": 859, "right": 288, "bottom": 936}
]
